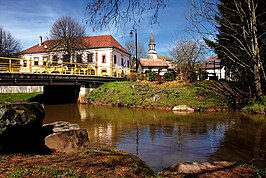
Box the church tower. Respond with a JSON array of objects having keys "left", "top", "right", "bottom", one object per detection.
[{"left": 148, "top": 32, "right": 157, "bottom": 60}]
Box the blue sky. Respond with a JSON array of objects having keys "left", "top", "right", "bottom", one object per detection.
[{"left": 0, "top": 0, "right": 193, "bottom": 56}]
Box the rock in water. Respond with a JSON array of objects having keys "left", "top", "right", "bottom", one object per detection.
[
  {"left": 172, "top": 105, "right": 194, "bottom": 112},
  {"left": 0, "top": 102, "right": 46, "bottom": 153},
  {"left": 43, "top": 121, "right": 89, "bottom": 153}
]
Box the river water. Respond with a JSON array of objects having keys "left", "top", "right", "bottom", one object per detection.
[{"left": 44, "top": 104, "right": 266, "bottom": 172}]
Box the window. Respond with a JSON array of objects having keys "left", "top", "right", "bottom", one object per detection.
[
  {"left": 87, "top": 53, "right": 93, "bottom": 63},
  {"left": 101, "top": 69, "right": 107, "bottom": 73},
  {"left": 208, "top": 61, "right": 220, "bottom": 65},
  {"left": 114, "top": 55, "right": 117, "bottom": 64},
  {"left": 23, "top": 60, "right": 27, "bottom": 67},
  {"left": 121, "top": 58, "right": 124, "bottom": 67},
  {"left": 42, "top": 56, "right": 48, "bottom": 66},
  {"left": 102, "top": 54, "right": 106, "bottom": 63},
  {"left": 34, "top": 57, "right": 39, "bottom": 66},
  {"left": 76, "top": 54, "right": 82, "bottom": 63}
]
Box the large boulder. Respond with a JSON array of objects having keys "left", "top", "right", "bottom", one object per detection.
[
  {"left": 0, "top": 102, "right": 46, "bottom": 153},
  {"left": 43, "top": 121, "right": 89, "bottom": 153}
]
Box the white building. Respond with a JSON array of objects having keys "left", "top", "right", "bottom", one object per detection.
[
  {"left": 138, "top": 32, "right": 169, "bottom": 75},
  {"left": 19, "top": 35, "right": 130, "bottom": 76},
  {"left": 203, "top": 56, "right": 225, "bottom": 80}
]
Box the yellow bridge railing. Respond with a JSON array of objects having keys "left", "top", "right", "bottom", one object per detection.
[{"left": 0, "top": 57, "right": 130, "bottom": 77}]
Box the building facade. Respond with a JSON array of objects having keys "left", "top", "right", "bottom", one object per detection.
[{"left": 19, "top": 35, "right": 130, "bottom": 76}]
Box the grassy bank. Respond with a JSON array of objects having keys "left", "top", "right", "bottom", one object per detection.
[
  {"left": 243, "top": 97, "right": 266, "bottom": 114},
  {"left": 0, "top": 92, "right": 42, "bottom": 103},
  {"left": 87, "top": 80, "right": 230, "bottom": 111}
]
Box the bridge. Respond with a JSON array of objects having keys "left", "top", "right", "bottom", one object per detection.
[
  {"left": 0, "top": 72, "right": 126, "bottom": 86},
  {"left": 0, "top": 57, "right": 129, "bottom": 104}
]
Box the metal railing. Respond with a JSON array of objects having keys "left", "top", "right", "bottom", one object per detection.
[{"left": 0, "top": 57, "right": 130, "bottom": 77}]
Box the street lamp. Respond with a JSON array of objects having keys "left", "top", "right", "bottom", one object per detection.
[{"left": 130, "top": 29, "right": 138, "bottom": 73}]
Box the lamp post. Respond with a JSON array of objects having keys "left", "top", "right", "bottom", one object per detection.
[{"left": 130, "top": 29, "right": 138, "bottom": 73}]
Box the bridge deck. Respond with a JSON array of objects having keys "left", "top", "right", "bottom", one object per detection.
[{"left": 0, "top": 72, "right": 126, "bottom": 86}]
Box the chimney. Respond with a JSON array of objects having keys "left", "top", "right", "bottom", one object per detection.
[{"left": 39, "top": 36, "right": 42, "bottom": 46}]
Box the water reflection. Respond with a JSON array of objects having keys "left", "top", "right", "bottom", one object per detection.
[{"left": 44, "top": 104, "right": 266, "bottom": 172}]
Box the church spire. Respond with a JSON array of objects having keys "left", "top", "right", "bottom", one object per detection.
[{"left": 148, "top": 31, "right": 157, "bottom": 60}]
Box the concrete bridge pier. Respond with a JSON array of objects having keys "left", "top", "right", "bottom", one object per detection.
[{"left": 78, "top": 85, "right": 94, "bottom": 104}]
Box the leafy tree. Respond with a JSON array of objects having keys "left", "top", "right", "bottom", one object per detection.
[
  {"left": 50, "top": 16, "right": 86, "bottom": 62},
  {"left": 84, "top": 0, "right": 168, "bottom": 31},
  {"left": 187, "top": 0, "right": 266, "bottom": 100},
  {"left": 0, "top": 26, "right": 21, "bottom": 57}
]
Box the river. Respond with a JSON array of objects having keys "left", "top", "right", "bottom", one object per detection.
[{"left": 44, "top": 104, "right": 266, "bottom": 172}]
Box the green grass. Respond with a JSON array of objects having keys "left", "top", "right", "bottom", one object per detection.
[
  {"left": 87, "top": 81, "right": 229, "bottom": 110},
  {"left": 243, "top": 97, "right": 266, "bottom": 113},
  {"left": 0, "top": 92, "right": 42, "bottom": 102}
]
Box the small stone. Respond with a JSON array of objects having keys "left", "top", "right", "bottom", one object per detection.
[{"left": 172, "top": 105, "right": 194, "bottom": 112}]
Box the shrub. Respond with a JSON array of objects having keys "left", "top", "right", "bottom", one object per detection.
[
  {"left": 129, "top": 72, "right": 137, "bottom": 81},
  {"left": 146, "top": 70, "right": 157, "bottom": 81},
  {"left": 164, "top": 72, "right": 175, "bottom": 81},
  {"left": 138, "top": 73, "right": 146, "bottom": 81}
]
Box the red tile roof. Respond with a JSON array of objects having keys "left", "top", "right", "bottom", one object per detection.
[
  {"left": 206, "top": 56, "right": 220, "bottom": 62},
  {"left": 204, "top": 56, "right": 221, "bottom": 69},
  {"left": 21, "top": 35, "right": 129, "bottom": 55},
  {"left": 139, "top": 59, "right": 169, "bottom": 67}
]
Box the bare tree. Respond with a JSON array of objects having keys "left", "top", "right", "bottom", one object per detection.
[
  {"left": 125, "top": 40, "right": 146, "bottom": 59},
  {"left": 0, "top": 26, "right": 21, "bottom": 57},
  {"left": 186, "top": 0, "right": 266, "bottom": 99},
  {"left": 168, "top": 39, "right": 205, "bottom": 81},
  {"left": 125, "top": 39, "right": 146, "bottom": 70},
  {"left": 50, "top": 16, "right": 86, "bottom": 62},
  {"left": 84, "top": 0, "right": 169, "bottom": 31}
]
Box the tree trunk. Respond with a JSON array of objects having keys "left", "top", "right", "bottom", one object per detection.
[
  {"left": 254, "top": 65, "right": 263, "bottom": 100},
  {"left": 249, "top": 0, "right": 264, "bottom": 99}
]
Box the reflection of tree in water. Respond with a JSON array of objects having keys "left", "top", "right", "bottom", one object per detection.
[
  {"left": 210, "top": 114, "right": 266, "bottom": 168},
  {"left": 45, "top": 104, "right": 266, "bottom": 171},
  {"left": 76, "top": 105, "right": 232, "bottom": 148}
]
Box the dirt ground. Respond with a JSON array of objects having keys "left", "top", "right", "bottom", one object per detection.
[
  {"left": 0, "top": 147, "right": 259, "bottom": 178},
  {"left": 0, "top": 148, "right": 153, "bottom": 178}
]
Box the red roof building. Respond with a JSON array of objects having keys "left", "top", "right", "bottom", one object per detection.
[{"left": 19, "top": 35, "right": 130, "bottom": 76}]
